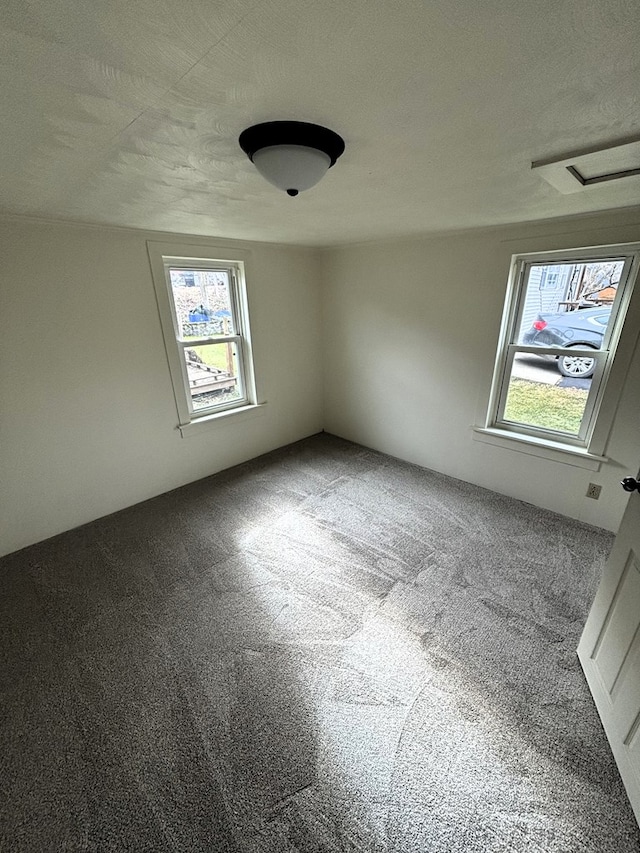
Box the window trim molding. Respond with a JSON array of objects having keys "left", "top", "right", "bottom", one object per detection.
[
  {"left": 472, "top": 426, "right": 607, "bottom": 471},
  {"left": 147, "top": 240, "right": 259, "bottom": 431},
  {"left": 178, "top": 401, "right": 267, "bottom": 438},
  {"left": 482, "top": 241, "right": 640, "bottom": 459}
]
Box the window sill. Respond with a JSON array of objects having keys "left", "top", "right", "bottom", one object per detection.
[
  {"left": 178, "top": 402, "right": 267, "bottom": 438},
  {"left": 472, "top": 426, "right": 607, "bottom": 471}
]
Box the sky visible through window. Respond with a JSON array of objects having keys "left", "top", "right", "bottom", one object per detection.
[{"left": 503, "top": 259, "right": 624, "bottom": 437}]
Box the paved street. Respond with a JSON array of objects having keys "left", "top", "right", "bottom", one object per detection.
[
  {"left": 512, "top": 353, "right": 592, "bottom": 391},
  {"left": 512, "top": 353, "right": 559, "bottom": 385}
]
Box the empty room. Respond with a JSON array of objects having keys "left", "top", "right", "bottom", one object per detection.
[{"left": 2, "top": 1, "right": 640, "bottom": 850}]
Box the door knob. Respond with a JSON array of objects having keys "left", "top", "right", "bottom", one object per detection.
[{"left": 621, "top": 477, "right": 640, "bottom": 493}]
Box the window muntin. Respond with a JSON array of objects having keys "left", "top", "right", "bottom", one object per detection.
[{"left": 489, "top": 247, "right": 638, "bottom": 449}]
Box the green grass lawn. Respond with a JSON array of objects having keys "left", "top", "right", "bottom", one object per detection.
[
  {"left": 504, "top": 378, "right": 588, "bottom": 435},
  {"left": 187, "top": 342, "right": 236, "bottom": 374}
]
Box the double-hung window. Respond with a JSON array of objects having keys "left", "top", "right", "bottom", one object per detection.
[
  {"left": 148, "top": 243, "right": 256, "bottom": 429},
  {"left": 485, "top": 243, "right": 639, "bottom": 456}
]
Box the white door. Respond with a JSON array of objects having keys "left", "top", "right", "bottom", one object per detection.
[{"left": 578, "top": 478, "right": 640, "bottom": 826}]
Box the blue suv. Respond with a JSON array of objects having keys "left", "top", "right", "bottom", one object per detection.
[{"left": 522, "top": 306, "right": 611, "bottom": 378}]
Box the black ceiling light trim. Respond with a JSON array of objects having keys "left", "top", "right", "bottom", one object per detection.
[
  {"left": 239, "top": 121, "right": 346, "bottom": 196},
  {"left": 239, "top": 121, "right": 345, "bottom": 166}
]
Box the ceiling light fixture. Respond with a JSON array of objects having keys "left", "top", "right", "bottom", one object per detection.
[{"left": 239, "top": 121, "right": 345, "bottom": 197}]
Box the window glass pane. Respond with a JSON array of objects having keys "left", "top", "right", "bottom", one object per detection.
[
  {"left": 183, "top": 343, "right": 243, "bottom": 411},
  {"left": 169, "top": 268, "right": 235, "bottom": 340},
  {"left": 515, "top": 259, "right": 625, "bottom": 346},
  {"left": 502, "top": 351, "right": 594, "bottom": 436}
]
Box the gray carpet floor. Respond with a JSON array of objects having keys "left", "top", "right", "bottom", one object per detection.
[{"left": 2, "top": 433, "right": 640, "bottom": 852}]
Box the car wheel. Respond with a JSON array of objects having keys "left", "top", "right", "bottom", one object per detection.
[{"left": 558, "top": 350, "right": 596, "bottom": 379}]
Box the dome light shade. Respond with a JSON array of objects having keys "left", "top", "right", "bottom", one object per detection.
[
  {"left": 252, "top": 145, "right": 331, "bottom": 195},
  {"left": 239, "top": 121, "right": 345, "bottom": 196}
]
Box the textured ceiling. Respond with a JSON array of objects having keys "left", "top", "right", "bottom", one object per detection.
[{"left": 1, "top": 0, "right": 639, "bottom": 246}]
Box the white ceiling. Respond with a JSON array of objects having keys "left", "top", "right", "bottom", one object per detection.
[{"left": 1, "top": 0, "right": 639, "bottom": 246}]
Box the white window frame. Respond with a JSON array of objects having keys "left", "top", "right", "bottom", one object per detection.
[
  {"left": 539, "top": 268, "right": 559, "bottom": 289},
  {"left": 481, "top": 242, "right": 640, "bottom": 461},
  {"left": 147, "top": 242, "right": 258, "bottom": 431}
]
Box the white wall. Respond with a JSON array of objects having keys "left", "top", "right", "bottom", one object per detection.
[
  {"left": 5, "top": 208, "right": 640, "bottom": 557},
  {"left": 321, "top": 208, "right": 640, "bottom": 532},
  {"left": 0, "top": 218, "right": 323, "bottom": 556}
]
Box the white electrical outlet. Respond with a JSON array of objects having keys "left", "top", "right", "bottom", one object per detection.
[{"left": 586, "top": 483, "right": 602, "bottom": 500}]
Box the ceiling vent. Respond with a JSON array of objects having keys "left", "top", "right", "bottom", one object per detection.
[{"left": 532, "top": 137, "right": 640, "bottom": 194}]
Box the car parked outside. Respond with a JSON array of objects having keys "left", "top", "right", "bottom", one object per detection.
[{"left": 521, "top": 305, "right": 611, "bottom": 378}]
